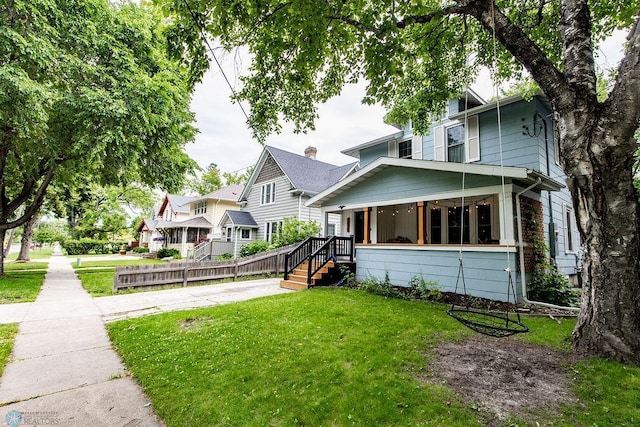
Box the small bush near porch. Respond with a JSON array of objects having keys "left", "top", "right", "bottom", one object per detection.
[{"left": 108, "top": 289, "right": 639, "bottom": 426}]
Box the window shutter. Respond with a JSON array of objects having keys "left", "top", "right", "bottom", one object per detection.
[
  {"left": 466, "top": 115, "right": 480, "bottom": 162},
  {"left": 411, "top": 134, "right": 422, "bottom": 159},
  {"left": 433, "top": 126, "right": 445, "bottom": 161},
  {"left": 388, "top": 140, "right": 397, "bottom": 157}
]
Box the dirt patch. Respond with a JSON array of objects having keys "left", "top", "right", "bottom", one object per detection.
[
  {"left": 427, "top": 335, "right": 579, "bottom": 425},
  {"left": 179, "top": 316, "right": 214, "bottom": 330}
]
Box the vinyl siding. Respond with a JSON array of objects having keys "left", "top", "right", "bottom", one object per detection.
[
  {"left": 323, "top": 166, "right": 506, "bottom": 207},
  {"left": 355, "top": 246, "right": 521, "bottom": 302},
  {"left": 359, "top": 144, "right": 389, "bottom": 167}
]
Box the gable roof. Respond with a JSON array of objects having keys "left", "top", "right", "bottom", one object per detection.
[
  {"left": 155, "top": 216, "right": 213, "bottom": 229},
  {"left": 158, "top": 194, "right": 197, "bottom": 216},
  {"left": 219, "top": 210, "right": 259, "bottom": 228},
  {"left": 239, "top": 146, "right": 358, "bottom": 201},
  {"left": 306, "top": 157, "right": 565, "bottom": 208},
  {"left": 189, "top": 184, "right": 244, "bottom": 205},
  {"left": 136, "top": 218, "right": 157, "bottom": 233}
]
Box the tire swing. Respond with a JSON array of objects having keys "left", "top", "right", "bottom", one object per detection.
[{"left": 445, "top": 28, "right": 528, "bottom": 337}]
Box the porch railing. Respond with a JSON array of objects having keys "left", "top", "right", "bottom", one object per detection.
[{"left": 284, "top": 236, "right": 355, "bottom": 284}]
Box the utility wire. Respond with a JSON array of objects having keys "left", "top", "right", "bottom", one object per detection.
[{"left": 181, "top": 0, "right": 251, "bottom": 123}]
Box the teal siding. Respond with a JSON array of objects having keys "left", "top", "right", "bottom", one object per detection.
[
  {"left": 355, "top": 247, "right": 521, "bottom": 302},
  {"left": 324, "top": 166, "right": 505, "bottom": 207},
  {"left": 360, "top": 144, "right": 388, "bottom": 167}
]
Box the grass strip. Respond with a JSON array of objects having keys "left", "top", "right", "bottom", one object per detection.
[
  {"left": 0, "top": 323, "right": 18, "bottom": 376},
  {"left": 0, "top": 271, "right": 47, "bottom": 303}
]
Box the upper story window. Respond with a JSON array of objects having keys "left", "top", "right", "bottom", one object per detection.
[
  {"left": 398, "top": 140, "right": 412, "bottom": 159},
  {"left": 446, "top": 125, "right": 466, "bottom": 163},
  {"left": 434, "top": 115, "right": 479, "bottom": 163},
  {"left": 194, "top": 201, "right": 207, "bottom": 215},
  {"left": 261, "top": 182, "right": 276, "bottom": 205}
]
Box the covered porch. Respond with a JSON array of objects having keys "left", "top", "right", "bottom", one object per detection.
[{"left": 155, "top": 217, "right": 214, "bottom": 258}]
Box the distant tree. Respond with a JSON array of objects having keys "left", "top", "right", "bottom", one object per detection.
[
  {"left": 223, "top": 166, "right": 254, "bottom": 187},
  {"left": 188, "top": 163, "right": 223, "bottom": 195},
  {"left": 33, "top": 220, "right": 70, "bottom": 245},
  {"left": 0, "top": 0, "right": 197, "bottom": 273},
  {"left": 163, "top": 0, "right": 640, "bottom": 363}
]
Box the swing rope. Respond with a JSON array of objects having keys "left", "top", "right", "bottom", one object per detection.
[{"left": 446, "top": 2, "right": 528, "bottom": 337}]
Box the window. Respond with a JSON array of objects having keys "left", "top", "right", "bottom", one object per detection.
[
  {"left": 187, "top": 227, "right": 209, "bottom": 243},
  {"left": 563, "top": 204, "right": 577, "bottom": 253},
  {"left": 477, "top": 204, "right": 492, "bottom": 244},
  {"left": 447, "top": 125, "right": 466, "bottom": 163},
  {"left": 225, "top": 227, "right": 232, "bottom": 242},
  {"left": 169, "top": 228, "right": 182, "bottom": 244},
  {"left": 398, "top": 140, "right": 412, "bottom": 159},
  {"left": 240, "top": 228, "right": 251, "bottom": 240},
  {"left": 434, "top": 115, "right": 479, "bottom": 162},
  {"left": 261, "top": 182, "right": 276, "bottom": 205},
  {"left": 265, "top": 221, "right": 282, "bottom": 242},
  {"left": 194, "top": 201, "right": 207, "bottom": 215},
  {"left": 430, "top": 207, "right": 442, "bottom": 244},
  {"left": 426, "top": 196, "right": 498, "bottom": 244},
  {"left": 326, "top": 223, "right": 336, "bottom": 236},
  {"left": 447, "top": 206, "right": 470, "bottom": 244}
]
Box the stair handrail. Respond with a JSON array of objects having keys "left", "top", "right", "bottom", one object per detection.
[
  {"left": 193, "top": 240, "right": 212, "bottom": 261},
  {"left": 307, "top": 235, "right": 339, "bottom": 284},
  {"left": 284, "top": 237, "right": 325, "bottom": 280}
]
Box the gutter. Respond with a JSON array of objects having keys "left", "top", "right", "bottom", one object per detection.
[{"left": 516, "top": 178, "right": 580, "bottom": 311}]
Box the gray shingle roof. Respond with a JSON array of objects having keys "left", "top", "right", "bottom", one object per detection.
[
  {"left": 225, "top": 210, "right": 259, "bottom": 227},
  {"left": 166, "top": 194, "right": 197, "bottom": 214},
  {"left": 266, "top": 146, "right": 357, "bottom": 194},
  {"left": 191, "top": 184, "right": 244, "bottom": 204},
  {"left": 155, "top": 217, "right": 213, "bottom": 229}
]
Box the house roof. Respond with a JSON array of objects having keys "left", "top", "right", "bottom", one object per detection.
[
  {"left": 155, "top": 216, "right": 213, "bottom": 229},
  {"left": 186, "top": 184, "right": 245, "bottom": 205},
  {"left": 306, "top": 157, "right": 565, "bottom": 208},
  {"left": 220, "top": 210, "right": 259, "bottom": 228},
  {"left": 158, "top": 194, "right": 197, "bottom": 216},
  {"left": 239, "top": 146, "right": 358, "bottom": 201},
  {"left": 341, "top": 131, "right": 404, "bottom": 159},
  {"left": 136, "top": 218, "right": 157, "bottom": 233}
]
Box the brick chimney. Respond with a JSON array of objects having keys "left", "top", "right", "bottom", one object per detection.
[{"left": 304, "top": 146, "right": 317, "bottom": 160}]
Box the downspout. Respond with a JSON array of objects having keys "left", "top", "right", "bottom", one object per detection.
[
  {"left": 214, "top": 199, "right": 221, "bottom": 236},
  {"left": 516, "top": 178, "right": 580, "bottom": 311}
]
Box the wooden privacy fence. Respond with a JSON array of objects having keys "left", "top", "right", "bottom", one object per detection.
[{"left": 113, "top": 244, "right": 296, "bottom": 292}]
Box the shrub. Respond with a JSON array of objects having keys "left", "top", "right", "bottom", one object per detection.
[
  {"left": 61, "top": 239, "right": 128, "bottom": 255},
  {"left": 271, "top": 217, "right": 321, "bottom": 248},
  {"left": 407, "top": 276, "right": 442, "bottom": 302},
  {"left": 357, "top": 273, "right": 403, "bottom": 299},
  {"left": 239, "top": 240, "right": 270, "bottom": 257},
  {"left": 528, "top": 269, "right": 580, "bottom": 307},
  {"left": 337, "top": 264, "right": 357, "bottom": 288},
  {"left": 133, "top": 247, "right": 150, "bottom": 253},
  {"left": 215, "top": 253, "right": 234, "bottom": 261},
  {"left": 156, "top": 248, "right": 180, "bottom": 259}
]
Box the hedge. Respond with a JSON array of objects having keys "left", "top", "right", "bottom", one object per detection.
[{"left": 62, "top": 239, "right": 128, "bottom": 255}]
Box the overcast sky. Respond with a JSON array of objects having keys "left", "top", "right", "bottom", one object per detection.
[{"left": 186, "top": 31, "right": 627, "bottom": 176}]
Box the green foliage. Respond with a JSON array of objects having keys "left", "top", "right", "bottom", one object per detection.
[
  {"left": 337, "top": 264, "right": 357, "bottom": 288},
  {"left": 133, "top": 247, "right": 150, "bottom": 253},
  {"left": 222, "top": 166, "right": 253, "bottom": 186},
  {"left": 188, "top": 163, "right": 223, "bottom": 195},
  {"left": 156, "top": 248, "right": 181, "bottom": 259},
  {"left": 215, "top": 253, "right": 234, "bottom": 261},
  {"left": 62, "top": 239, "right": 127, "bottom": 255},
  {"left": 407, "top": 275, "right": 442, "bottom": 302},
  {"left": 33, "top": 220, "right": 69, "bottom": 244},
  {"left": 0, "top": 0, "right": 197, "bottom": 238},
  {"left": 239, "top": 240, "right": 270, "bottom": 257},
  {"left": 529, "top": 269, "right": 581, "bottom": 307},
  {"left": 357, "top": 272, "right": 404, "bottom": 299},
  {"left": 270, "top": 217, "right": 320, "bottom": 248}
]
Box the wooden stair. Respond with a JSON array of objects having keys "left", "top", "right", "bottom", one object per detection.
[{"left": 280, "top": 261, "right": 336, "bottom": 290}]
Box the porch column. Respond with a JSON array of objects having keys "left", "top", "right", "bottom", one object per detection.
[
  {"left": 417, "top": 202, "right": 425, "bottom": 245},
  {"left": 363, "top": 207, "right": 370, "bottom": 244},
  {"left": 181, "top": 227, "right": 188, "bottom": 257}
]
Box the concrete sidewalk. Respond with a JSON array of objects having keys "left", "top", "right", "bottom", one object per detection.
[{"left": 0, "top": 252, "right": 291, "bottom": 426}]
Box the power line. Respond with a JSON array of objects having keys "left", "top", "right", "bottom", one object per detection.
[{"left": 181, "top": 0, "right": 250, "bottom": 123}]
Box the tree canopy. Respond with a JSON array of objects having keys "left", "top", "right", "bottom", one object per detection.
[
  {"left": 0, "top": 0, "right": 197, "bottom": 242},
  {"left": 162, "top": 0, "right": 640, "bottom": 364}
]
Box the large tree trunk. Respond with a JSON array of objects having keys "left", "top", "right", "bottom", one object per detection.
[
  {"left": 556, "top": 98, "right": 640, "bottom": 365},
  {"left": 0, "top": 228, "right": 5, "bottom": 276},
  {"left": 17, "top": 215, "right": 37, "bottom": 262}
]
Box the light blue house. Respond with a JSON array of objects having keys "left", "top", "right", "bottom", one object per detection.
[{"left": 307, "top": 92, "right": 580, "bottom": 302}]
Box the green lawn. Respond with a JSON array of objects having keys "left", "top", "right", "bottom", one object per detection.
[
  {"left": 76, "top": 269, "right": 119, "bottom": 297},
  {"left": 0, "top": 271, "right": 47, "bottom": 303},
  {"left": 108, "top": 289, "right": 639, "bottom": 427},
  {"left": 3, "top": 262, "right": 49, "bottom": 271},
  {"left": 4, "top": 246, "right": 53, "bottom": 261},
  {"left": 0, "top": 323, "right": 18, "bottom": 376}
]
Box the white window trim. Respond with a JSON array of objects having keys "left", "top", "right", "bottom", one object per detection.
[
  {"left": 563, "top": 203, "right": 578, "bottom": 253},
  {"left": 240, "top": 228, "right": 252, "bottom": 240},
  {"left": 433, "top": 115, "right": 480, "bottom": 163},
  {"left": 260, "top": 182, "right": 276, "bottom": 205}
]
